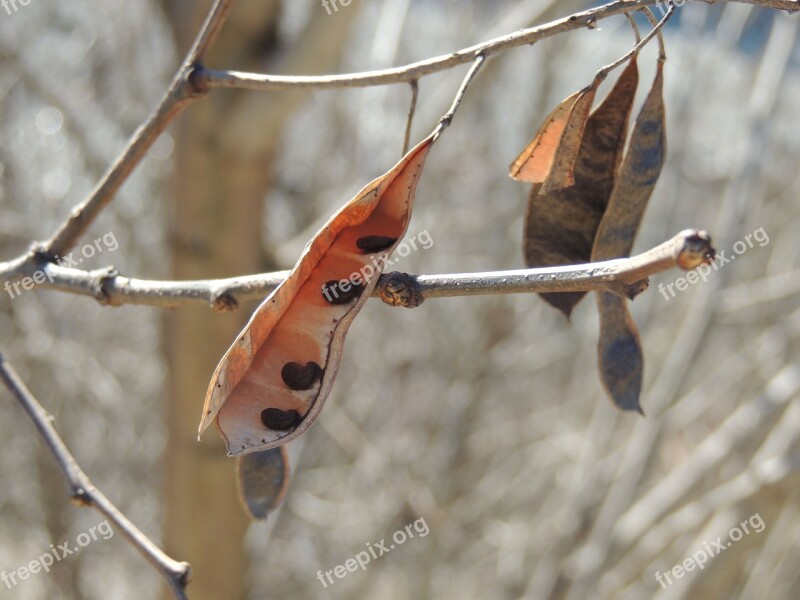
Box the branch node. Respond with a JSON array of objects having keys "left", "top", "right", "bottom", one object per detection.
[
  {"left": 186, "top": 64, "right": 211, "bottom": 98},
  {"left": 177, "top": 564, "right": 193, "bottom": 586},
  {"left": 210, "top": 290, "right": 239, "bottom": 311},
  {"left": 30, "top": 241, "right": 53, "bottom": 264},
  {"left": 676, "top": 229, "right": 716, "bottom": 270},
  {"left": 377, "top": 272, "right": 424, "bottom": 308},
  {"left": 96, "top": 267, "right": 120, "bottom": 305},
  {"left": 607, "top": 277, "right": 650, "bottom": 300},
  {"left": 70, "top": 486, "right": 93, "bottom": 507}
]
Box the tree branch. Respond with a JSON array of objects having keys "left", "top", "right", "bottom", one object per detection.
[
  {"left": 377, "top": 229, "right": 715, "bottom": 308},
  {"left": 4, "top": 0, "right": 791, "bottom": 287},
  {"left": 0, "top": 230, "right": 714, "bottom": 311},
  {"left": 38, "top": 0, "right": 238, "bottom": 260},
  {"left": 0, "top": 354, "right": 191, "bottom": 599},
  {"left": 195, "top": 0, "right": 798, "bottom": 92}
]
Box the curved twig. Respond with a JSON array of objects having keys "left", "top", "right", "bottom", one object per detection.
[
  {"left": 38, "top": 0, "right": 238, "bottom": 260},
  {"left": 0, "top": 354, "right": 191, "bottom": 599},
  {"left": 193, "top": 0, "right": 794, "bottom": 93}
]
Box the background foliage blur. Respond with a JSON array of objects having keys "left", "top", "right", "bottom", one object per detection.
[{"left": 1, "top": 1, "right": 799, "bottom": 599}]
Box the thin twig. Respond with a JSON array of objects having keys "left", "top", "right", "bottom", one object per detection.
[
  {"left": 641, "top": 6, "right": 669, "bottom": 60},
  {"left": 625, "top": 13, "right": 642, "bottom": 44},
  {"left": 402, "top": 80, "right": 419, "bottom": 155},
  {"left": 0, "top": 354, "right": 191, "bottom": 599},
  {"left": 38, "top": 0, "right": 238, "bottom": 260},
  {"left": 596, "top": 4, "right": 674, "bottom": 79},
  {"left": 3, "top": 0, "right": 790, "bottom": 279},
  {"left": 0, "top": 230, "right": 714, "bottom": 310},
  {"left": 194, "top": 0, "right": 793, "bottom": 93},
  {"left": 184, "top": 0, "right": 238, "bottom": 66},
  {"left": 432, "top": 53, "right": 486, "bottom": 140}
]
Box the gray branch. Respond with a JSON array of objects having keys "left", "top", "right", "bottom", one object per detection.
[
  {"left": 0, "top": 230, "right": 715, "bottom": 311},
  {"left": 0, "top": 354, "right": 191, "bottom": 599}
]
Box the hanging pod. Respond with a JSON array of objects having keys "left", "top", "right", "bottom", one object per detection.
[
  {"left": 516, "top": 57, "right": 640, "bottom": 318},
  {"left": 200, "top": 133, "right": 436, "bottom": 456}
]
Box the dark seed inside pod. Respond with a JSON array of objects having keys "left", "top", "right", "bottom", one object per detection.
[
  {"left": 281, "top": 361, "right": 323, "bottom": 390},
  {"left": 260, "top": 408, "right": 301, "bottom": 431},
  {"left": 356, "top": 235, "right": 398, "bottom": 253}
]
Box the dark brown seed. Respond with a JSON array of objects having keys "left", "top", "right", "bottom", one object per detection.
[
  {"left": 321, "top": 279, "right": 365, "bottom": 305},
  {"left": 281, "top": 361, "right": 323, "bottom": 390},
  {"left": 260, "top": 408, "right": 301, "bottom": 431},
  {"left": 356, "top": 235, "right": 397, "bottom": 253}
]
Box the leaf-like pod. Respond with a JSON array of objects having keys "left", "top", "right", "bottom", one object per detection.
[
  {"left": 522, "top": 59, "right": 639, "bottom": 317},
  {"left": 200, "top": 134, "right": 435, "bottom": 456},
  {"left": 592, "top": 61, "right": 666, "bottom": 414},
  {"left": 509, "top": 76, "right": 600, "bottom": 188},
  {"left": 238, "top": 447, "right": 290, "bottom": 520}
]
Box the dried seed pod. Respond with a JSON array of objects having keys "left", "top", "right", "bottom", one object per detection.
[
  {"left": 523, "top": 58, "right": 640, "bottom": 317},
  {"left": 596, "top": 291, "right": 644, "bottom": 414},
  {"left": 200, "top": 133, "right": 435, "bottom": 456},
  {"left": 592, "top": 60, "right": 666, "bottom": 261},
  {"left": 237, "top": 447, "right": 290, "bottom": 520},
  {"left": 509, "top": 76, "right": 600, "bottom": 186},
  {"left": 592, "top": 60, "right": 666, "bottom": 414}
]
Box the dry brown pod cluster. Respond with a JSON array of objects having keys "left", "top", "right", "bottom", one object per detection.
[{"left": 510, "top": 12, "right": 671, "bottom": 415}]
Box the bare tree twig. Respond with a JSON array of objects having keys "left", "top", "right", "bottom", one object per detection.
[
  {"left": 596, "top": 4, "right": 674, "bottom": 78},
  {"left": 194, "top": 0, "right": 798, "bottom": 92},
  {"left": 641, "top": 5, "right": 669, "bottom": 60},
  {"left": 184, "top": 0, "right": 238, "bottom": 66},
  {"left": 38, "top": 0, "right": 238, "bottom": 260},
  {"left": 377, "top": 229, "right": 714, "bottom": 307},
  {"left": 0, "top": 230, "right": 714, "bottom": 311},
  {"left": 432, "top": 53, "right": 486, "bottom": 140},
  {"left": 0, "top": 354, "right": 191, "bottom": 600},
  {"left": 402, "top": 80, "right": 419, "bottom": 155},
  {"left": 3, "top": 0, "right": 790, "bottom": 291}
]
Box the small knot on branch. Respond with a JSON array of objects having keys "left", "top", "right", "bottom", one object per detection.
[
  {"left": 70, "top": 486, "right": 93, "bottom": 507},
  {"left": 676, "top": 229, "right": 715, "bottom": 270},
  {"left": 30, "top": 241, "right": 54, "bottom": 263},
  {"left": 177, "top": 564, "right": 192, "bottom": 587},
  {"left": 377, "top": 272, "right": 424, "bottom": 308},
  {"left": 210, "top": 290, "right": 239, "bottom": 311},
  {"left": 186, "top": 65, "right": 211, "bottom": 97},
  {"left": 96, "top": 267, "right": 120, "bottom": 305}
]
